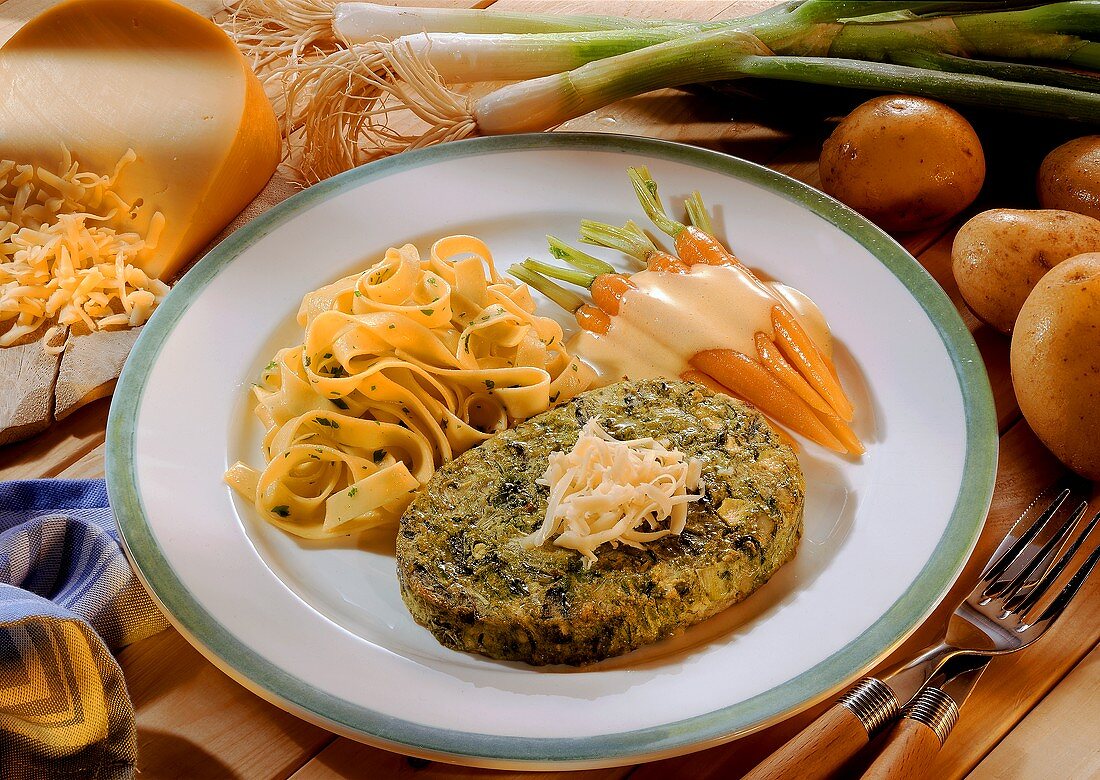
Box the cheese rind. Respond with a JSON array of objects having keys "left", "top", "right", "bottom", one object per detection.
[{"left": 0, "top": 0, "right": 280, "bottom": 280}]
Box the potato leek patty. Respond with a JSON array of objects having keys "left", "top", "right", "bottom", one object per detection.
[{"left": 397, "top": 379, "right": 804, "bottom": 666}]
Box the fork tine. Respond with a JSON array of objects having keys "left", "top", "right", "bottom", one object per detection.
[
  {"left": 1011, "top": 510, "right": 1100, "bottom": 617},
  {"left": 1021, "top": 515, "right": 1100, "bottom": 633},
  {"left": 980, "top": 488, "right": 1070, "bottom": 590},
  {"left": 987, "top": 500, "right": 1088, "bottom": 602}
]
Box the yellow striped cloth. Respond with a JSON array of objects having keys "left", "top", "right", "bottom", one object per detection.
[{"left": 0, "top": 480, "right": 167, "bottom": 779}]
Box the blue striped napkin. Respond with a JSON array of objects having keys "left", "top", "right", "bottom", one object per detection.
[{"left": 0, "top": 479, "right": 167, "bottom": 780}]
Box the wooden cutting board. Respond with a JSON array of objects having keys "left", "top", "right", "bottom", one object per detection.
[{"left": 0, "top": 327, "right": 136, "bottom": 446}]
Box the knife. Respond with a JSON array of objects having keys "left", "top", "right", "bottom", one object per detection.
[{"left": 861, "top": 653, "right": 991, "bottom": 780}]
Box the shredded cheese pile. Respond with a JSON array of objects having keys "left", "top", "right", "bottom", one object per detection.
[
  {"left": 521, "top": 419, "right": 704, "bottom": 567},
  {"left": 0, "top": 149, "right": 168, "bottom": 350}
]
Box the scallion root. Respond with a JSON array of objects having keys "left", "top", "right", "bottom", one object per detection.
[
  {"left": 220, "top": 0, "right": 347, "bottom": 132},
  {"left": 220, "top": 0, "right": 342, "bottom": 83},
  {"left": 282, "top": 41, "right": 476, "bottom": 183}
]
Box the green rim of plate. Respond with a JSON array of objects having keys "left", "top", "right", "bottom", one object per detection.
[{"left": 106, "top": 133, "right": 997, "bottom": 766}]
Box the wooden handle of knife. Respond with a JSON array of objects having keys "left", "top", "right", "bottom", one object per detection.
[
  {"left": 742, "top": 703, "right": 870, "bottom": 780},
  {"left": 861, "top": 718, "right": 942, "bottom": 780}
]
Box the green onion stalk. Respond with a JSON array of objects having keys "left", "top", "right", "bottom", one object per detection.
[
  {"left": 889, "top": 50, "right": 1100, "bottom": 92},
  {"left": 224, "top": 0, "right": 1040, "bottom": 52},
  {"left": 375, "top": 2, "right": 1100, "bottom": 83},
  {"left": 250, "top": 1, "right": 1100, "bottom": 182},
  {"left": 225, "top": 0, "right": 956, "bottom": 84},
  {"left": 467, "top": 32, "right": 774, "bottom": 135},
  {"left": 223, "top": 0, "right": 793, "bottom": 56},
  {"left": 737, "top": 54, "right": 1100, "bottom": 117},
  {"left": 334, "top": 28, "right": 1099, "bottom": 155},
  {"left": 232, "top": 0, "right": 1100, "bottom": 72}
]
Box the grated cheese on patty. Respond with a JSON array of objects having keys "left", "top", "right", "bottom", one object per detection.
[{"left": 520, "top": 418, "right": 704, "bottom": 567}]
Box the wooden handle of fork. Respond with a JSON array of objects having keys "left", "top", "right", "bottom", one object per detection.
[
  {"left": 742, "top": 703, "right": 870, "bottom": 780},
  {"left": 861, "top": 718, "right": 942, "bottom": 780}
]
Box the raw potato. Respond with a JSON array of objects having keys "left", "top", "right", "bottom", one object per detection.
[
  {"left": 952, "top": 209, "right": 1100, "bottom": 333},
  {"left": 819, "top": 96, "right": 985, "bottom": 232},
  {"left": 1038, "top": 136, "right": 1100, "bottom": 221},
  {"left": 1011, "top": 253, "right": 1100, "bottom": 480}
]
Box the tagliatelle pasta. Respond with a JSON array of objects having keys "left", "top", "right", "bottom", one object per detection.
[{"left": 225, "top": 235, "right": 595, "bottom": 539}]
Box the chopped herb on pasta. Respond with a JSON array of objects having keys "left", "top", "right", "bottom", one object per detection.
[{"left": 225, "top": 235, "right": 594, "bottom": 539}]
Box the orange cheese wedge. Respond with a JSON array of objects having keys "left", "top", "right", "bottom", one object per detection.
[{"left": 0, "top": 0, "right": 280, "bottom": 280}]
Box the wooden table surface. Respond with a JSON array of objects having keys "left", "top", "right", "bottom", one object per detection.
[{"left": 2, "top": 1, "right": 1098, "bottom": 778}]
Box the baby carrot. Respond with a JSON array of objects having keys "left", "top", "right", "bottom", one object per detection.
[
  {"left": 690, "top": 349, "right": 845, "bottom": 453},
  {"left": 539, "top": 238, "right": 639, "bottom": 314},
  {"left": 508, "top": 264, "right": 609, "bottom": 334},
  {"left": 754, "top": 331, "right": 834, "bottom": 416},
  {"left": 575, "top": 305, "right": 611, "bottom": 335},
  {"left": 817, "top": 409, "right": 865, "bottom": 456},
  {"left": 590, "top": 273, "right": 635, "bottom": 315},
  {"left": 647, "top": 253, "right": 690, "bottom": 273},
  {"left": 520, "top": 258, "right": 635, "bottom": 316},
  {"left": 624, "top": 170, "right": 855, "bottom": 428},
  {"left": 628, "top": 167, "right": 738, "bottom": 268},
  {"left": 771, "top": 305, "right": 855, "bottom": 421}
]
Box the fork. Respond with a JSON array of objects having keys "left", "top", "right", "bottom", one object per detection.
[{"left": 744, "top": 483, "right": 1100, "bottom": 780}]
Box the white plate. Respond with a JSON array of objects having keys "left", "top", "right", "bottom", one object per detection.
[{"left": 107, "top": 134, "right": 997, "bottom": 769}]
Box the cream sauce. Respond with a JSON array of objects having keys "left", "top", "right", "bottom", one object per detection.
[{"left": 571, "top": 265, "right": 832, "bottom": 384}]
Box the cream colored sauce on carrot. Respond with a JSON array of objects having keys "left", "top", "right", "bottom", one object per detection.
[
  {"left": 769, "top": 282, "right": 833, "bottom": 358},
  {"left": 570, "top": 265, "right": 832, "bottom": 384}
]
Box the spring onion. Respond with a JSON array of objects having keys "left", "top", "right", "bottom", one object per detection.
[
  {"left": 358, "top": 3, "right": 1100, "bottom": 86},
  {"left": 229, "top": 0, "right": 1100, "bottom": 183},
  {"left": 377, "top": 28, "right": 1100, "bottom": 149}
]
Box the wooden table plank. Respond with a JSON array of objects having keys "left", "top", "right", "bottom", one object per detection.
[
  {"left": 55, "top": 442, "right": 105, "bottom": 480},
  {"left": 289, "top": 743, "right": 630, "bottom": 780},
  {"left": 969, "top": 643, "right": 1100, "bottom": 780},
  {"left": 0, "top": 398, "right": 110, "bottom": 481},
  {"left": 117, "top": 628, "right": 335, "bottom": 779}
]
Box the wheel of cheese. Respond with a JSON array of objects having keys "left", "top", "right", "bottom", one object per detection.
[{"left": 0, "top": 0, "right": 280, "bottom": 280}]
